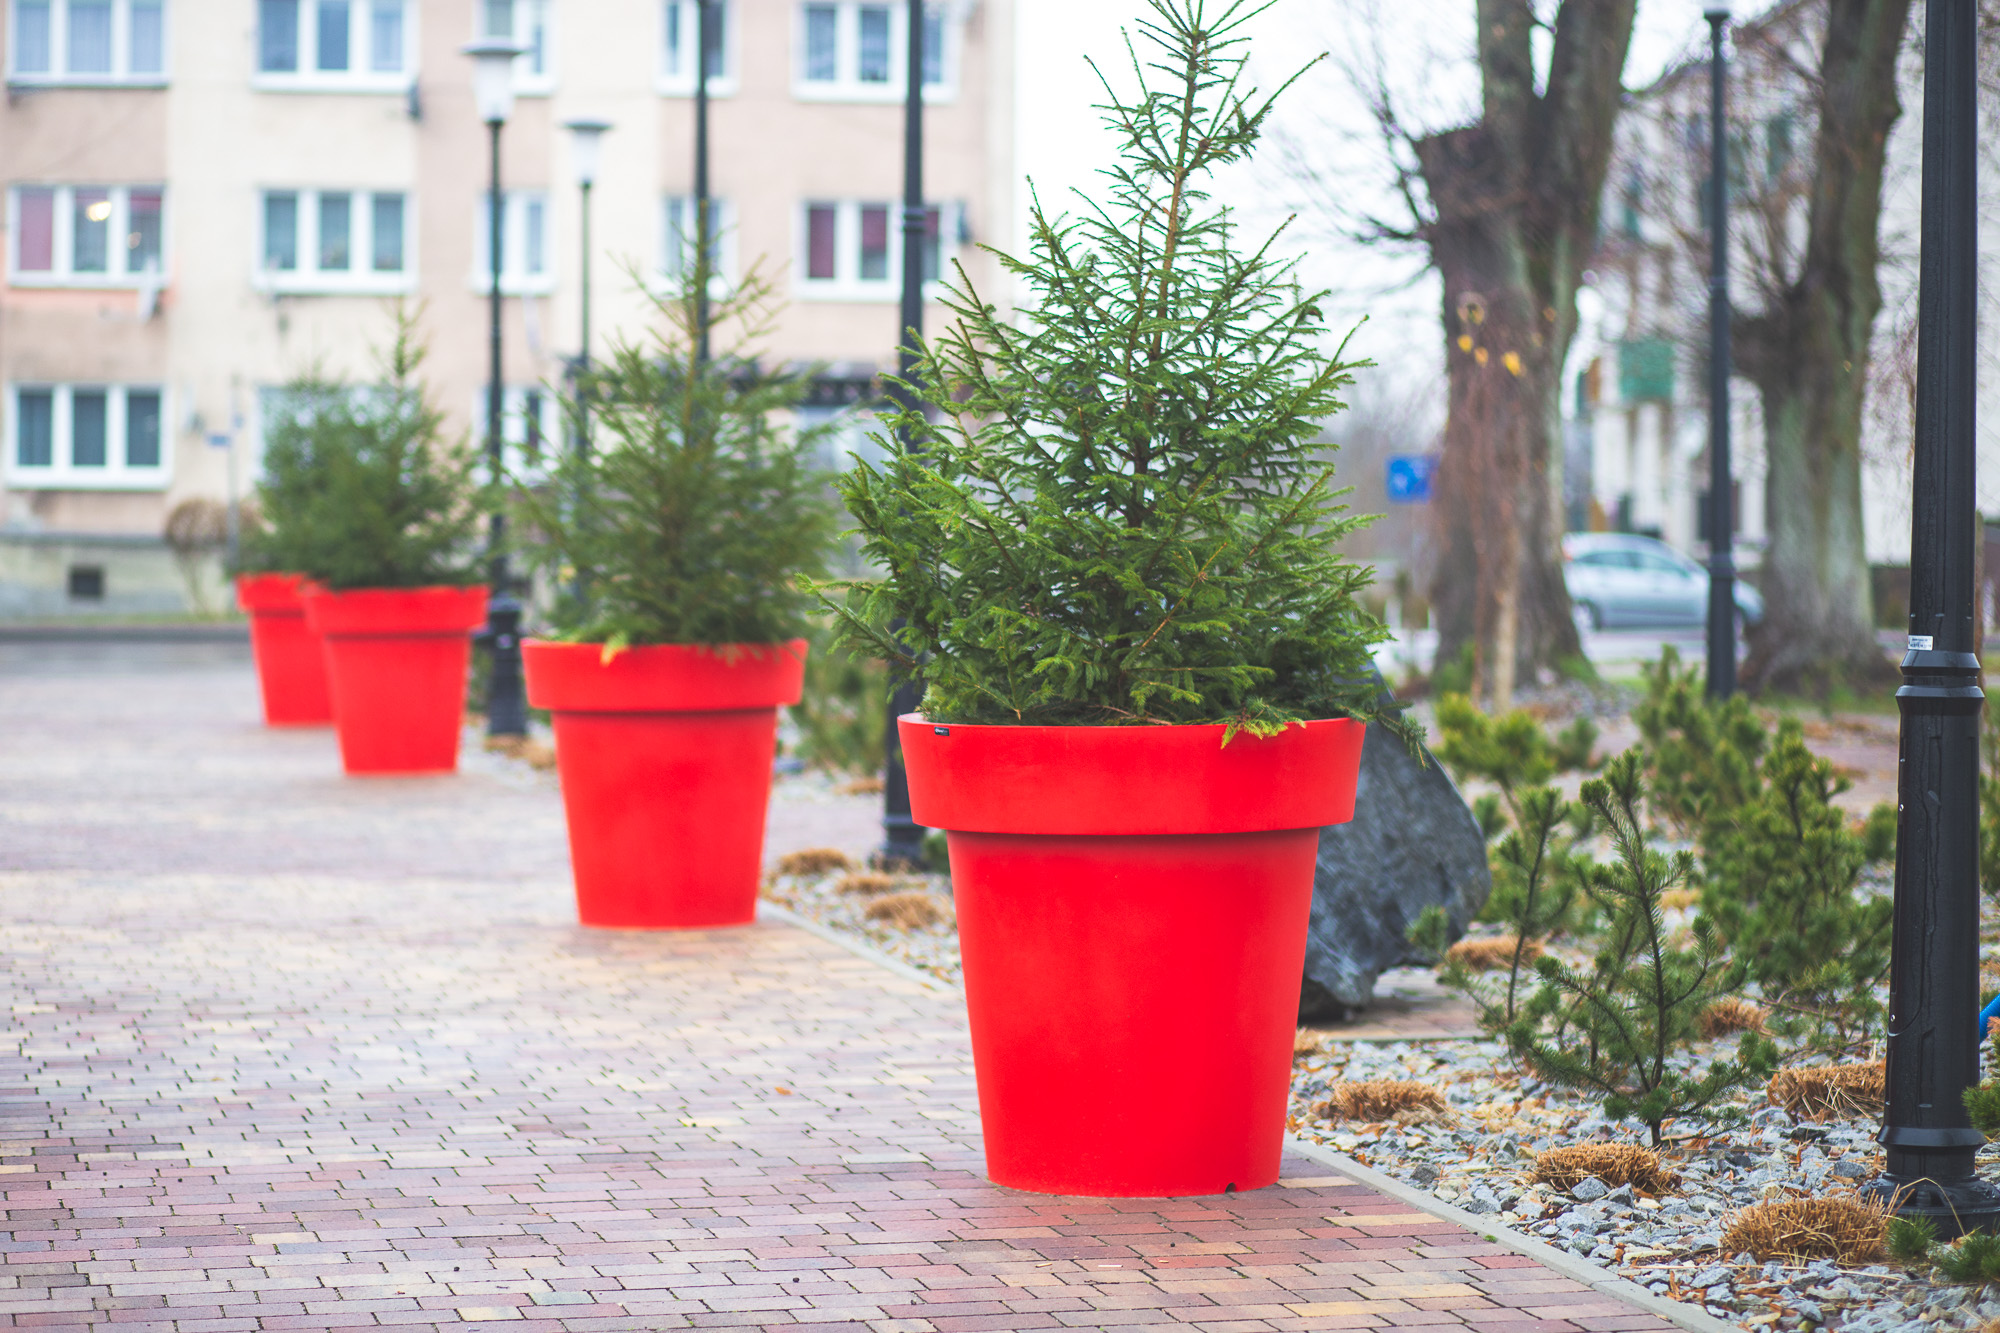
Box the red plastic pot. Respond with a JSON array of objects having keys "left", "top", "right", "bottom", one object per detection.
[
  {"left": 523, "top": 638, "right": 808, "bottom": 928},
  {"left": 302, "top": 586, "right": 488, "bottom": 775},
  {"left": 899, "top": 715, "right": 1366, "bottom": 1198},
  {"left": 235, "top": 573, "right": 332, "bottom": 726}
]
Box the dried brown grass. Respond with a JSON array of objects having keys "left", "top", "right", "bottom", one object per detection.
[
  {"left": 1699, "top": 997, "right": 1769, "bottom": 1038},
  {"left": 1719, "top": 1195, "right": 1888, "bottom": 1264},
  {"left": 483, "top": 736, "right": 558, "bottom": 771},
  {"left": 1530, "top": 1144, "right": 1678, "bottom": 1193},
  {"left": 1313, "top": 1080, "right": 1448, "bottom": 1123},
  {"left": 1294, "top": 1029, "right": 1325, "bottom": 1060},
  {"left": 862, "top": 892, "right": 948, "bottom": 930},
  {"left": 1660, "top": 888, "right": 1701, "bottom": 912},
  {"left": 836, "top": 775, "right": 886, "bottom": 796},
  {"left": 776, "top": 848, "right": 853, "bottom": 878},
  {"left": 835, "top": 872, "right": 903, "bottom": 896},
  {"left": 1446, "top": 937, "right": 1544, "bottom": 972},
  {"left": 1767, "top": 1063, "right": 1886, "bottom": 1121}
]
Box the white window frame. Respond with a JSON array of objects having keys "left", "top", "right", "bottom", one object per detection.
[
  {"left": 469, "top": 385, "right": 564, "bottom": 482},
  {"left": 8, "top": 184, "right": 167, "bottom": 288},
  {"left": 252, "top": 0, "right": 414, "bottom": 92},
  {"left": 6, "top": 383, "right": 172, "bottom": 490},
  {"left": 469, "top": 190, "right": 555, "bottom": 295},
  {"left": 796, "top": 199, "right": 961, "bottom": 303},
  {"left": 7, "top": 0, "right": 169, "bottom": 85},
  {"left": 480, "top": 0, "right": 553, "bottom": 93},
  {"left": 792, "top": 0, "right": 954, "bottom": 103},
  {"left": 256, "top": 187, "right": 415, "bottom": 295},
  {"left": 657, "top": 195, "right": 736, "bottom": 288},
  {"left": 657, "top": 0, "right": 735, "bottom": 97}
]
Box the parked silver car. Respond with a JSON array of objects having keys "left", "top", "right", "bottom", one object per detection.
[{"left": 1561, "top": 532, "right": 1764, "bottom": 631}]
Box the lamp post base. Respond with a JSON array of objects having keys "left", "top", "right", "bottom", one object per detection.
[
  {"left": 483, "top": 592, "right": 528, "bottom": 738},
  {"left": 1862, "top": 1168, "right": 2000, "bottom": 1239},
  {"left": 876, "top": 812, "right": 927, "bottom": 873}
]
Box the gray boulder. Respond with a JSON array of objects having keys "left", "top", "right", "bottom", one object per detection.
[{"left": 1298, "top": 720, "right": 1490, "bottom": 1020}]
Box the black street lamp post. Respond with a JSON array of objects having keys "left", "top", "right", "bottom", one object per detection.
[
  {"left": 1703, "top": 7, "right": 1736, "bottom": 701},
  {"left": 465, "top": 37, "right": 529, "bottom": 739},
  {"left": 880, "top": 0, "right": 927, "bottom": 868},
  {"left": 564, "top": 117, "right": 611, "bottom": 458},
  {"left": 694, "top": 0, "right": 714, "bottom": 366},
  {"left": 1863, "top": 0, "right": 2000, "bottom": 1237}
]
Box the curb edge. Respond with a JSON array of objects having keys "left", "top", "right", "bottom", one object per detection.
[
  {"left": 755, "top": 899, "right": 955, "bottom": 995},
  {"left": 1285, "top": 1136, "right": 1743, "bottom": 1333}
]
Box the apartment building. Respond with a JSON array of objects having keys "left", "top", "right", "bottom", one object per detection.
[
  {"left": 0, "top": 0, "right": 1015, "bottom": 614},
  {"left": 1566, "top": 0, "right": 2000, "bottom": 573}
]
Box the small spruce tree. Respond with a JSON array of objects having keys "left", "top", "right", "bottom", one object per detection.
[
  {"left": 241, "top": 304, "right": 484, "bottom": 590},
  {"left": 1510, "top": 751, "right": 1777, "bottom": 1145},
  {"left": 817, "top": 0, "right": 1401, "bottom": 738},
  {"left": 512, "top": 262, "right": 837, "bottom": 648}
]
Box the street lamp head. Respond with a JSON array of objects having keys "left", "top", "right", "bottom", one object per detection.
[
  {"left": 1704, "top": 5, "right": 1730, "bottom": 23},
  {"left": 565, "top": 118, "right": 614, "bottom": 188},
  {"left": 462, "top": 37, "right": 527, "bottom": 124}
]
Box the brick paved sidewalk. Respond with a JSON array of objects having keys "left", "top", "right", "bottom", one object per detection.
[{"left": 0, "top": 646, "right": 1676, "bottom": 1333}]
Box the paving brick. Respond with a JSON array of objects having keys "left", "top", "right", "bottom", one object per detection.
[{"left": 0, "top": 649, "right": 1678, "bottom": 1333}]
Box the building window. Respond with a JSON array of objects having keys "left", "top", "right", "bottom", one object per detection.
[
  {"left": 483, "top": 0, "right": 551, "bottom": 87},
  {"left": 794, "top": 0, "right": 950, "bottom": 100},
  {"left": 798, "top": 199, "right": 956, "bottom": 300},
  {"left": 9, "top": 0, "right": 166, "bottom": 82},
  {"left": 255, "top": 0, "right": 409, "bottom": 86},
  {"left": 7, "top": 383, "right": 169, "bottom": 489},
  {"left": 662, "top": 195, "right": 729, "bottom": 281},
  {"left": 9, "top": 184, "right": 166, "bottom": 285},
  {"left": 259, "top": 187, "right": 411, "bottom": 291},
  {"left": 659, "top": 0, "right": 730, "bottom": 93},
  {"left": 472, "top": 190, "right": 553, "bottom": 293}
]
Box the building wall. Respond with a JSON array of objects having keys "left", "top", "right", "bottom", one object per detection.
[{"left": 0, "top": 0, "right": 1013, "bottom": 613}]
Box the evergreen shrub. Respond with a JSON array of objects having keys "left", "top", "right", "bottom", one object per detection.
[
  {"left": 240, "top": 306, "right": 485, "bottom": 590},
  {"left": 817, "top": 0, "right": 1402, "bottom": 739},
  {"left": 514, "top": 263, "right": 837, "bottom": 648}
]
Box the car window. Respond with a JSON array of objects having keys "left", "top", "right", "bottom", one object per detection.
[
  {"left": 1571, "top": 551, "right": 1616, "bottom": 567},
  {"left": 1634, "top": 550, "right": 1688, "bottom": 575}
]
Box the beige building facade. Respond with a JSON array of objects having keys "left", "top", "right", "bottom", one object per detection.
[{"left": 0, "top": 0, "right": 1014, "bottom": 614}]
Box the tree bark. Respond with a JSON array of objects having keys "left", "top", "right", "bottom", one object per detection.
[
  {"left": 1418, "top": 0, "right": 1636, "bottom": 706},
  {"left": 1735, "top": 0, "right": 1909, "bottom": 693}
]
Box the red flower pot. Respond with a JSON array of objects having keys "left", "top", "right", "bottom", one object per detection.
[
  {"left": 899, "top": 715, "right": 1366, "bottom": 1198},
  {"left": 235, "top": 573, "right": 332, "bottom": 726},
  {"left": 302, "top": 586, "right": 489, "bottom": 775},
  {"left": 523, "top": 638, "right": 808, "bottom": 929}
]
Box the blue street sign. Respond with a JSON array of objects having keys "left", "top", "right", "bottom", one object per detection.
[{"left": 1386, "top": 454, "right": 1438, "bottom": 503}]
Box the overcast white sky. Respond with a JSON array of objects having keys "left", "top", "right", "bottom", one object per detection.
[{"left": 1009, "top": 0, "right": 1723, "bottom": 417}]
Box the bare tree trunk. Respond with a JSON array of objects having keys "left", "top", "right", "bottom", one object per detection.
[
  {"left": 1417, "top": 0, "right": 1636, "bottom": 704},
  {"left": 1735, "top": 0, "right": 1909, "bottom": 693}
]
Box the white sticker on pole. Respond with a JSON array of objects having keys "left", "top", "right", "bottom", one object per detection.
[{"left": 1910, "top": 635, "right": 1934, "bottom": 651}]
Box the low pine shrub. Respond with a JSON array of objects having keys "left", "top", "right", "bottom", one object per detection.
[
  {"left": 1935, "top": 1230, "right": 2000, "bottom": 1283},
  {"left": 1886, "top": 1215, "right": 1938, "bottom": 1265},
  {"left": 1507, "top": 752, "right": 1777, "bottom": 1144}
]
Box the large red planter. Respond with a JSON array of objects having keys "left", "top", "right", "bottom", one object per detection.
[
  {"left": 899, "top": 715, "right": 1366, "bottom": 1198},
  {"left": 523, "top": 638, "right": 808, "bottom": 928},
  {"left": 235, "top": 573, "right": 332, "bottom": 726},
  {"left": 302, "top": 586, "right": 488, "bottom": 775}
]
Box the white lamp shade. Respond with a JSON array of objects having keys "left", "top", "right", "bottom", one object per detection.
[
  {"left": 462, "top": 37, "right": 526, "bottom": 123},
  {"left": 565, "top": 119, "right": 613, "bottom": 187}
]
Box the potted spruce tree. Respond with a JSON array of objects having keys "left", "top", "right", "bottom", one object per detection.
[
  {"left": 820, "top": 0, "right": 1404, "bottom": 1198},
  {"left": 253, "top": 310, "right": 489, "bottom": 775},
  {"left": 514, "top": 262, "right": 837, "bottom": 930}
]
